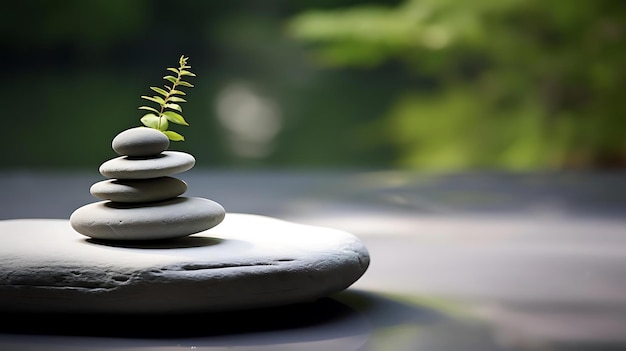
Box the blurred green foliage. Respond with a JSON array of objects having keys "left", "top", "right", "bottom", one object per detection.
[
  {"left": 288, "top": 0, "right": 626, "bottom": 170},
  {"left": 1, "top": 0, "right": 623, "bottom": 171}
]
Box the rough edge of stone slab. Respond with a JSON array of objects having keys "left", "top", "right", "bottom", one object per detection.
[{"left": 0, "top": 214, "right": 370, "bottom": 314}]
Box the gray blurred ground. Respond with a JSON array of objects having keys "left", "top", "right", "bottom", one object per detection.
[{"left": 1, "top": 169, "right": 625, "bottom": 350}]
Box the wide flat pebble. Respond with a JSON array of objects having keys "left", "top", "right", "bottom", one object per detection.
[
  {"left": 99, "top": 151, "right": 195, "bottom": 179},
  {"left": 70, "top": 197, "right": 225, "bottom": 240},
  {"left": 0, "top": 214, "right": 370, "bottom": 313},
  {"left": 90, "top": 177, "right": 187, "bottom": 203},
  {"left": 112, "top": 127, "right": 170, "bottom": 157}
]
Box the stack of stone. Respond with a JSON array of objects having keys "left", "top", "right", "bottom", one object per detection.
[{"left": 70, "top": 127, "right": 225, "bottom": 241}]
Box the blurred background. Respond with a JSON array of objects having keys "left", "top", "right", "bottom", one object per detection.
[
  {"left": 1, "top": 3, "right": 625, "bottom": 349},
  {"left": 1, "top": 0, "right": 624, "bottom": 172}
]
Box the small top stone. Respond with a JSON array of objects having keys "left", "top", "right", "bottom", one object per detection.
[{"left": 112, "top": 127, "right": 170, "bottom": 157}]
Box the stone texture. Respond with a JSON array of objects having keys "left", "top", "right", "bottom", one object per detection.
[
  {"left": 90, "top": 176, "right": 187, "bottom": 203},
  {"left": 0, "top": 214, "right": 370, "bottom": 314},
  {"left": 99, "top": 151, "right": 195, "bottom": 179},
  {"left": 111, "top": 127, "right": 169, "bottom": 157},
  {"left": 70, "top": 197, "right": 225, "bottom": 240}
]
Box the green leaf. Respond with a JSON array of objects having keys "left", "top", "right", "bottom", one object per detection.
[
  {"left": 141, "top": 95, "right": 165, "bottom": 105},
  {"left": 163, "top": 130, "right": 185, "bottom": 141},
  {"left": 137, "top": 55, "right": 195, "bottom": 142},
  {"left": 157, "top": 117, "right": 169, "bottom": 131},
  {"left": 163, "top": 75, "right": 177, "bottom": 84},
  {"left": 140, "top": 114, "right": 161, "bottom": 129},
  {"left": 163, "top": 111, "right": 189, "bottom": 126},
  {"left": 168, "top": 96, "right": 187, "bottom": 103},
  {"left": 180, "top": 70, "right": 196, "bottom": 77},
  {"left": 139, "top": 106, "right": 160, "bottom": 114},
  {"left": 150, "top": 86, "right": 168, "bottom": 96},
  {"left": 164, "top": 103, "right": 182, "bottom": 112}
]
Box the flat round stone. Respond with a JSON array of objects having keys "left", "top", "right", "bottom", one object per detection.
[
  {"left": 0, "top": 214, "right": 370, "bottom": 314},
  {"left": 90, "top": 177, "right": 187, "bottom": 203},
  {"left": 69, "top": 197, "right": 225, "bottom": 240},
  {"left": 112, "top": 127, "right": 169, "bottom": 157},
  {"left": 99, "top": 151, "right": 195, "bottom": 179}
]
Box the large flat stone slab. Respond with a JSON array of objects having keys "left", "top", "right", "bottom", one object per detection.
[{"left": 0, "top": 214, "right": 370, "bottom": 314}]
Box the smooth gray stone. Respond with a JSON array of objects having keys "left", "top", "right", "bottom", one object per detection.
[
  {"left": 111, "top": 127, "right": 169, "bottom": 157},
  {"left": 99, "top": 151, "right": 195, "bottom": 179},
  {"left": 0, "top": 214, "right": 370, "bottom": 313},
  {"left": 70, "top": 197, "right": 225, "bottom": 240},
  {"left": 90, "top": 177, "right": 187, "bottom": 203}
]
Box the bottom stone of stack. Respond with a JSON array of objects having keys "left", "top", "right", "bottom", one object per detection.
[
  {"left": 0, "top": 214, "right": 370, "bottom": 314},
  {"left": 70, "top": 197, "right": 225, "bottom": 240}
]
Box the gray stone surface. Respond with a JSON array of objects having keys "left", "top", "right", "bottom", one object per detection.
[
  {"left": 70, "top": 197, "right": 225, "bottom": 240},
  {"left": 111, "top": 127, "right": 169, "bottom": 157},
  {"left": 89, "top": 176, "right": 187, "bottom": 203},
  {"left": 99, "top": 151, "right": 195, "bottom": 179},
  {"left": 0, "top": 171, "right": 623, "bottom": 350},
  {"left": 0, "top": 214, "right": 370, "bottom": 314}
]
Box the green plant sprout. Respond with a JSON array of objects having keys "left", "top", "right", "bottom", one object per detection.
[{"left": 139, "top": 55, "right": 195, "bottom": 141}]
